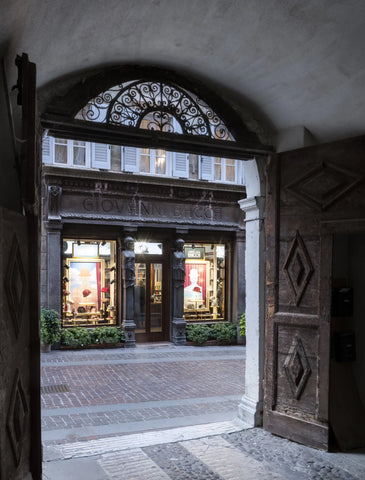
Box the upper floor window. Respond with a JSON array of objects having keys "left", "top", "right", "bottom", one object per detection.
[
  {"left": 43, "top": 135, "right": 110, "bottom": 170},
  {"left": 53, "top": 138, "right": 90, "bottom": 167},
  {"left": 43, "top": 135, "right": 244, "bottom": 185}
]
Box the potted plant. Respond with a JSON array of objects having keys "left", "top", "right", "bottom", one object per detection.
[
  {"left": 40, "top": 309, "right": 61, "bottom": 352},
  {"left": 238, "top": 312, "right": 246, "bottom": 345}
]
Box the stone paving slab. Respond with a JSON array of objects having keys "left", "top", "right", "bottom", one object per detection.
[
  {"left": 43, "top": 424, "right": 365, "bottom": 480},
  {"left": 42, "top": 398, "right": 239, "bottom": 433}
]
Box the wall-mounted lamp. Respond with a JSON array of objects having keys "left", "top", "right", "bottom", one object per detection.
[
  {"left": 109, "top": 266, "right": 116, "bottom": 272},
  {"left": 64, "top": 265, "right": 70, "bottom": 270},
  {"left": 63, "top": 277, "right": 69, "bottom": 283},
  {"left": 110, "top": 279, "right": 115, "bottom": 284}
]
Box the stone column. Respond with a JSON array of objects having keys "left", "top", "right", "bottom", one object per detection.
[
  {"left": 237, "top": 195, "right": 265, "bottom": 426},
  {"left": 171, "top": 238, "right": 186, "bottom": 345},
  {"left": 121, "top": 236, "right": 136, "bottom": 348}
]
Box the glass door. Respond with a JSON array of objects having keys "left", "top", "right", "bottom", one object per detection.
[{"left": 135, "top": 254, "right": 168, "bottom": 341}]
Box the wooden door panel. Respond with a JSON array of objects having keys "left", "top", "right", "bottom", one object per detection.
[
  {"left": 264, "top": 135, "right": 365, "bottom": 450},
  {"left": 0, "top": 209, "right": 31, "bottom": 479},
  {"left": 277, "top": 232, "right": 319, "bottom": 314},
  {"left": 0, "top": 54, "right": 41, "bottom": 479}
]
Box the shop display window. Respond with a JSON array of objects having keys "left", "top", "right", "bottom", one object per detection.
[
  {"left": 183, "top": 243, "right": 225, "bottom": 322},
  {"left": 62, "top": 239, "right": 117, "bottom": 327}
]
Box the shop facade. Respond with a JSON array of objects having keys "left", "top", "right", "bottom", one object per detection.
[{"left": 41, "top": 146, "right": 246, "bottom": 345}]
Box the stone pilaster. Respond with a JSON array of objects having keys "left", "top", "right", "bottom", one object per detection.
[
  {"left": 237, "top": 195, "right": 265, "bottom": 426},
  {"left": 46, "top": 221, "right": 63, "bottom": 315}
]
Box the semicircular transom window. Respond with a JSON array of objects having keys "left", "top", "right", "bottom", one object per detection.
[{"left": 75, "top": 80, "right": 234, "bottom": 141}]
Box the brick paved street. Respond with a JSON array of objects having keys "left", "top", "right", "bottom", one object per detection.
[
  {"left": 41, "top": 344, "right": 246, "bottom": 445},
  {"left": 42, "top": 344, "right": 365, "bottom": 479}
]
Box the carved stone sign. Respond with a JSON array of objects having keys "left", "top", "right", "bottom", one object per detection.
[{"left": 60, "top": 193, "right": 243, "bottom": 227}]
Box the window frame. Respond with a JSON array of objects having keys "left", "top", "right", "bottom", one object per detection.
[
  {"left": 46, "top": 136, "right": 92, "bottom": 168},
  {"left": 199, "top": 156, "right": 243, "bottom": 184}
]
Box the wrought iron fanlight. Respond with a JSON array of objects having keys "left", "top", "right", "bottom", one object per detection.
[{"left": 75, "top": 80, "right": 234, "bottom": 141}]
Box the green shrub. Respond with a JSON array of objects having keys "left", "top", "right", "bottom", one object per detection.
[
  {"left": 210, "top": 322, "right": 237, "bottom": 344},
  {"left": 186, "top": 324, "right": 211, "bottom": 345},
  {"left": 239, "top": 313, "right": 246, "bottom": 337},
  {"left": 40, "top": 309, "right": 61, "bottom": 345},
  {"left": 60, "top": 327, "right": 91, "bottom": 348},
  {"left": 61, "top": 326, "right": 125, "bottom": 348},
  {"left": 90, "top": 327, "right": 125, "bottom": 344}
]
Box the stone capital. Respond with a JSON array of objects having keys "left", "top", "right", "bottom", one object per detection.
[{"left": 238, "top": 196, "right": 265, "bottom": 222}]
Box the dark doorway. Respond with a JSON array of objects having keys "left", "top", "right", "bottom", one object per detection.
[
  {"left": 134, "top": 245, "right": 170, "bottom": 342},
  {"left": 330, "top": 233, "right": 365, "bottom": 450}
]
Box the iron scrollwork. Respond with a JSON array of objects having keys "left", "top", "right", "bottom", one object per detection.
[{"left": 75, "top": 80, "right": 233, "bottom": 141}]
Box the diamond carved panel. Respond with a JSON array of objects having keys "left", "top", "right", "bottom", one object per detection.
[
  {"left": 284, "top": 162, "right": 363, "bottom": 210},
  {"left": 283, "top": 231, "right": 314, "bottom": 306},
  {"left": 5, "top": 235, "right": 26, "bottom": 338},
  {"left": 284, "top": 335, "right": 311, "bottom": 400},
  {"left": 6, "top": 369, "right": 29, "bottom": 466}
]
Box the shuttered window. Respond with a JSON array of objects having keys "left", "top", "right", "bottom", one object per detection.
[
  {"left": 122, "top": 146, "right": 139, "bottom": 172},
  {"left": 91, "top": 143, "right": 111, "bottom": 169},
  {"left": 172, "top": 152, "right": 189, "bottom": 178},
  {"left": 42, "top": 135, "right": 53, "bottom": 164},
  {"left": 200, "top": 156, "right": 214, "bottom": 180}
]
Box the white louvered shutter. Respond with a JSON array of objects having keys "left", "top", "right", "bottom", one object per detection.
[
  {"left": 200, "top": 156, "right": 214, "bottom": 180},
  {"left": 91, "top": 143, "right": 111, "bottom": 169},
  {"left": 42, "top": 135, "right": 53, "bottom": 164},
  {"left": 122, "top": 146, "right": 139, "bottom": 172},
  {"left": 172, "top": 152, "right": 189, "bottom": 178}
]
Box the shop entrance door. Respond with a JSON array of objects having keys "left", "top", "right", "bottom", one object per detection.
[{"left": 135, "top": 256, "right": 169, "bottom": 342}]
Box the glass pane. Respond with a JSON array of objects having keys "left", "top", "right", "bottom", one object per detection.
[
  {"left": 214, "top": 157, "right": 222, "bottom": 181},
  {"left": 134, "top": 242, "right": 163, "bottom": 255},
  {"left": 135, "top": 263, "right": 146, "bottom": 332},
  {"left": 150, "top": 263, "right": 162, "bottom": 332},
  {"left": 225, "top": 159, "right": 235, "bottom": 182},
  {"left": 155, "top": 149, "right": 166, "bottom": 174},
  {"left": 140, "top": 149, "right": 150, "bottom": 173},
  {"left": 73, "top": 141, "right": 86, "bottom": 166},
  {"left": 55, "top": 139, "right": 67, "bottom": 164},
  {"left": 61, "top": 239, "right": 117, "bottom": 327},
  {"left": 183, "top": 243, "right": 225, "bottom": 322}
]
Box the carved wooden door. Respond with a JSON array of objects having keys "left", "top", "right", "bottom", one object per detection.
[
  {"left": 264, "top": 136, "right": 365, "bottom": 450},
  {"left": 0, "top": 54, "right": 41, "bottom": 479}
]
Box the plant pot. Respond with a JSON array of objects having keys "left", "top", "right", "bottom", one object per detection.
[{"left": 41, "top": 343, "right": 52, "bottom": 353}]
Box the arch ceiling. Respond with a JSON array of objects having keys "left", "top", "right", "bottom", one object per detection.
[{"left": 2, "top": 0, "right": 365, "bottom": 145}]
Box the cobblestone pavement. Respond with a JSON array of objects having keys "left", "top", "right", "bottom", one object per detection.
[{"left": 42, "top": 344, "right": 365, "bottom": 479}]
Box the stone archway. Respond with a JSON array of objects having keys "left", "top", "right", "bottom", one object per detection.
[
  {"left": 237, "top": 158, "right": 267, "bottom": 426},
  {"left": 41, "top": 65, "right": 272, "bottom": 427}
]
